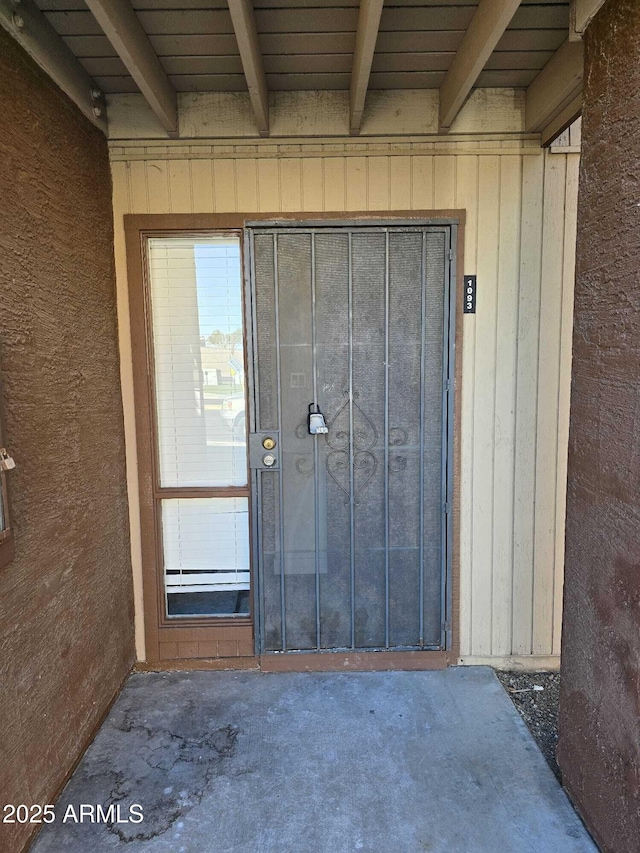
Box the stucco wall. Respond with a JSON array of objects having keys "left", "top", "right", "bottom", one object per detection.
[
  {"left": 558, "top": 0, "right": 640, "bottom": 850},
  {"left": 109, "top": 133, "right": 579, "bottom": 666},
  {"left": 0, "top": 29, "right": 134, "bottom": 853}
]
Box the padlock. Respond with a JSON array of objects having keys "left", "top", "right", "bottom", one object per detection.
[
  {"left": 0, "top": 448, "right": 15, "bottom": 471},
  {"left": 308, "top": 403, "right": 328, "bottom": 435}
]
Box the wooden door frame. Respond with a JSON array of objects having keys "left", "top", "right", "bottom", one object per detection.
[{"left": 125, "top": 211, "right": 464, "bottom": 669}]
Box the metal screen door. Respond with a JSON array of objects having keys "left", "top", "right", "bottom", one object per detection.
[{"left": 246, "top": 224, "right": 455, "bottom": 654}]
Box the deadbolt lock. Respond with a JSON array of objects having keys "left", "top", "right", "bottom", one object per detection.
[{"left": 249, "top": 432, "right": 280, "bottom": 469}]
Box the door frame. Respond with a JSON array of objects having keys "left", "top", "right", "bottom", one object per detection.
[{"left": 125, "top": 211, "right": 464, "bottom": 669}]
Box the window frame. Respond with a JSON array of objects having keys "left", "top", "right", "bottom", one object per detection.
[
  {"left": 126, "top": 216, "right": 256, "bottom": 664},
  {"left": 0, "top": 393, "right": 15, "bottom": 570},
  {"left": 143, "top": 229, "right": 251, "bottom": 627}
]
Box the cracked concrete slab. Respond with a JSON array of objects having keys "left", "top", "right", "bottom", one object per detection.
[{"left": 30, "top": 667, "right": 597, "bottom": 852}]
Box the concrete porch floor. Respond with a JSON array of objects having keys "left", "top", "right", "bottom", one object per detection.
[{"left": 31, "top": 667, "right": 596, "bottom": 853}]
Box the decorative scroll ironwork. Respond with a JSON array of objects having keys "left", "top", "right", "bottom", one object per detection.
[
  {"left": 323, "top": 390, "right": 379, "bottom": 505},
  {"left": 326, "top": 390, "right": 378, "bottom": 452},
  {"left": 389, "top": 427, "right": 407, "bottom": 446},
  {"left": 293, "top": 391, "right": 408, "bottom": 501},
  {"left": 295, "top": 456, "right": 314, "bottom": 476},
  {"left": 388, "top": 426, "right": 408, "bottom": 473},
  {"left": 388, "top": 454, "right": 407, "bottom": 474},
  {"left": 326, "top": 448, "right": 377, "bottom": 506}
]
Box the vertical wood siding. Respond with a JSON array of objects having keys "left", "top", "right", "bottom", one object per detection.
[{"left": 110, "top": 144, "right": 579, "bottom": 662}]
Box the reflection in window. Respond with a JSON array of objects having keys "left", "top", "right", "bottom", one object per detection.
[{"left": 148, "top": 237, "right": 247, "bottom": 488}]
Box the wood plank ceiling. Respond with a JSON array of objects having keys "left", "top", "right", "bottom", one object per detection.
[{"left": 35, "top": 0, "right": 570, "bottom": 95}]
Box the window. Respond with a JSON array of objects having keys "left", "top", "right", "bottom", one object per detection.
[{"left": 146, "top": 235, "right": 250, "bottom": 619}]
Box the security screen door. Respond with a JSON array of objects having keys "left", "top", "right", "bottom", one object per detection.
[{"left": 248, "top": 225, "right": 455, "bottom": 654}]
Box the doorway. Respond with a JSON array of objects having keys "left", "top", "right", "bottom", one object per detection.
[{"left": 247, "top": 223, "right": 456, "bottom": 655}]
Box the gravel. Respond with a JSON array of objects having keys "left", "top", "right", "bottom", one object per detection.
[{"left": 496, "top": 670, "right": 561, "bottom": 781}]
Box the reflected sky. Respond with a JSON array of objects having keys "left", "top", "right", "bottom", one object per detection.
[{"left": 194, "top": 242, "right": 243, "bottom": 337}]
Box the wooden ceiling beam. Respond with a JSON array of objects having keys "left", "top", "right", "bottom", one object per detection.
[
  {"left": 540, "top": 91, "right": 582, "bottom": 147},
  {"left": 525, "top": 39, "right": 584, "bottom": 135},
  {"left": 85, "top": 0, "right": 178, "bottom": 137},
  {"left": 438, "top": 0, "right": 521, "bottom": 132},
  {"left": 570, "top": 0, "right": 607, "bottom": 39},
  {"left": 349, "top": 0, "right": 384, "bottom": 135},
  {"left": 0, "top": 0, "right": 107, "bottom": 133},
  {"left": 227, "top": 0, "right": 269, "bottom": 136}
]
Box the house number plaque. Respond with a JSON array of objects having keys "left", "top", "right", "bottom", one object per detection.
[{"left": 464, "top": 275, "right": 477, "bottom": 314}]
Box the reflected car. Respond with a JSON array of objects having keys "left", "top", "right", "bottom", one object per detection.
[{"left": 220, "top": 393, "right": 246, "bottom": 433}]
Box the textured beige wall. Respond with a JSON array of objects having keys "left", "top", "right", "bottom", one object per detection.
[{"left": 109, "top": 134, "right": 579, "bottom": 665}]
